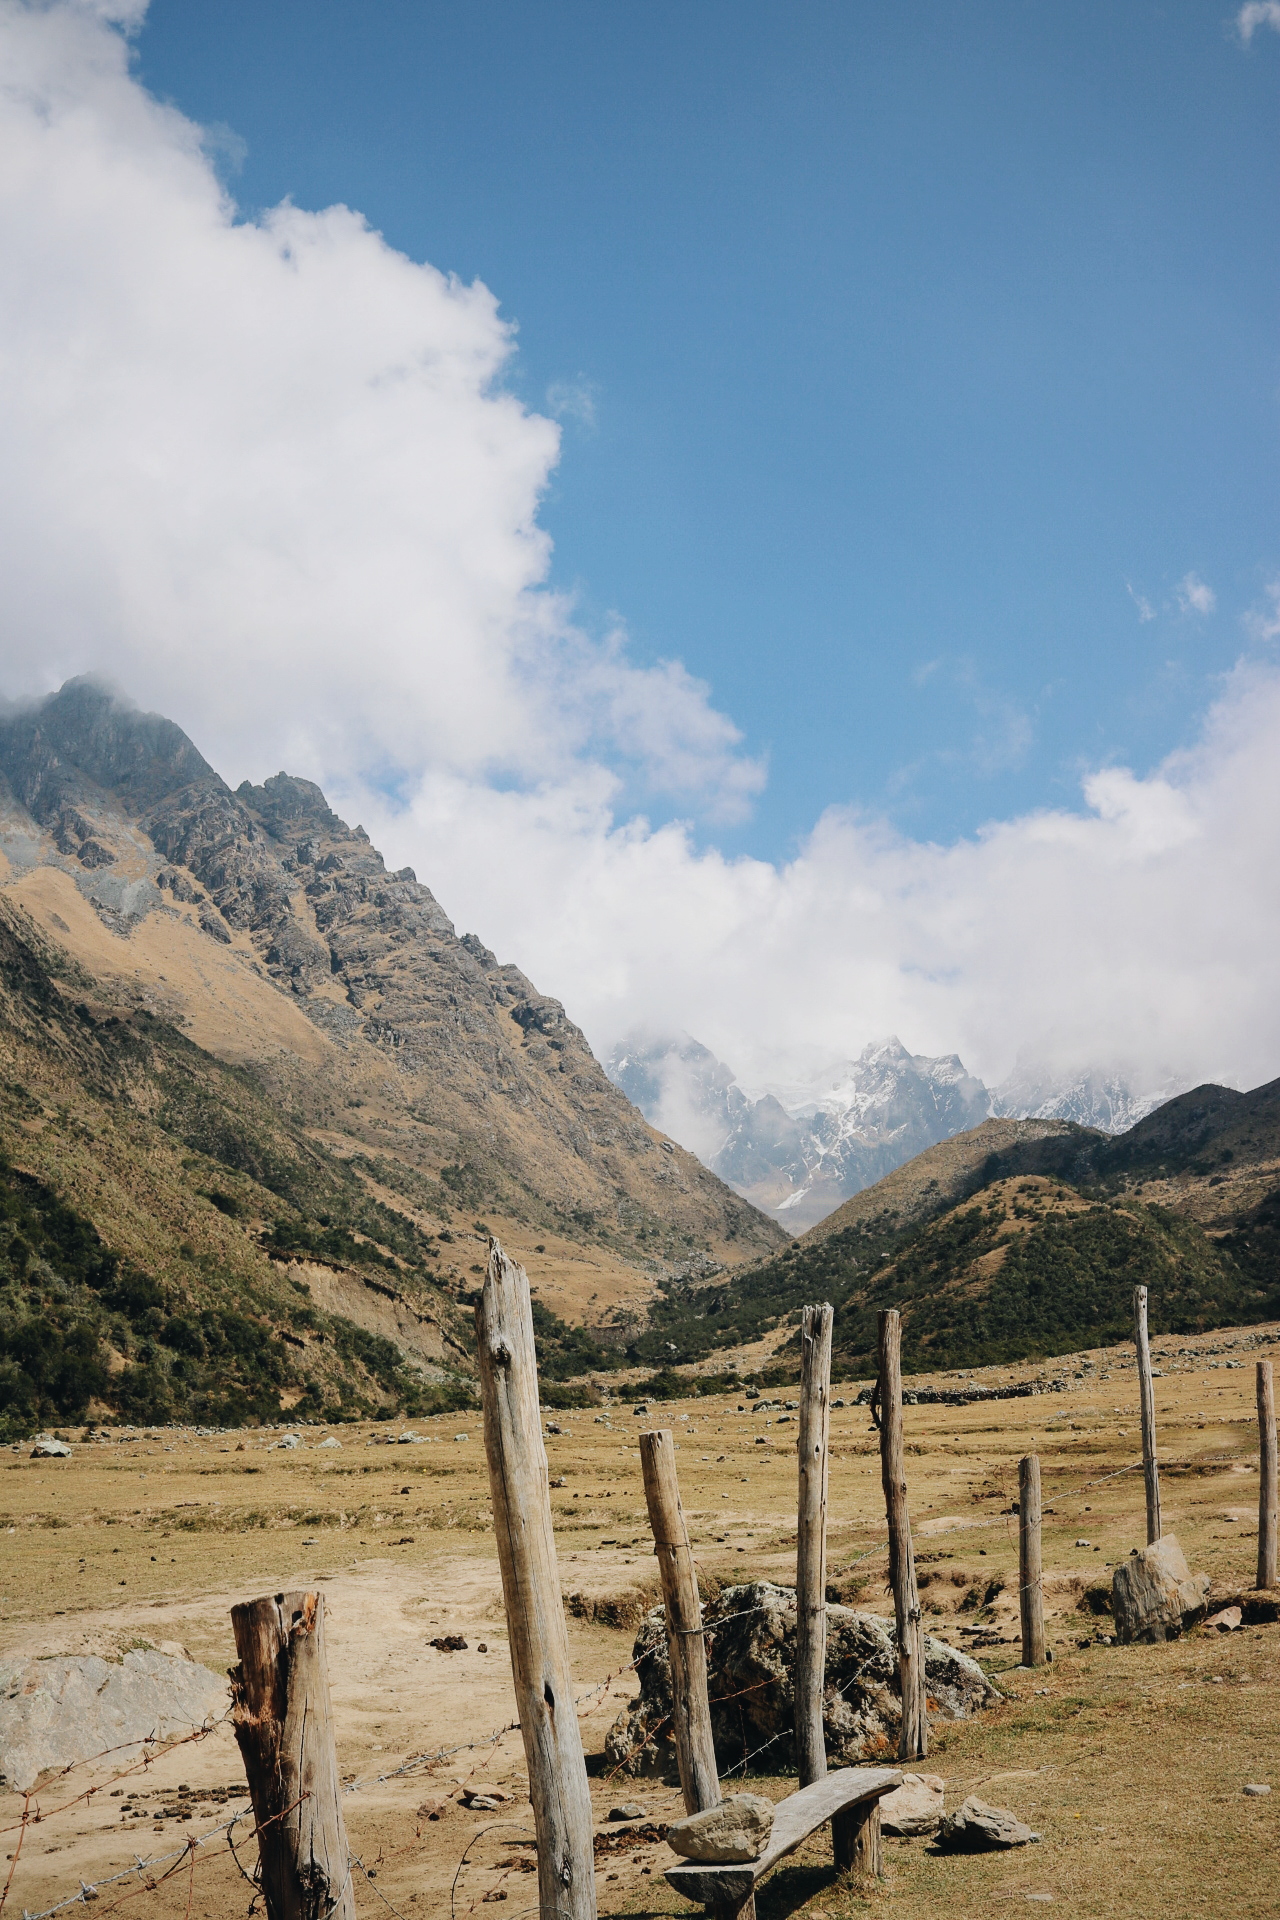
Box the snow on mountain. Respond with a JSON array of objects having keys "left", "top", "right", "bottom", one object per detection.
[
  {"left": 608, "top": 1032, "right": 1187, "bottom": 1233},
  {"left": 607, "top": 1033, "right": 990, "bottom": 1233},
  {"left": 990, "top": 1063, "right": 1184, "bottom": 1134}
]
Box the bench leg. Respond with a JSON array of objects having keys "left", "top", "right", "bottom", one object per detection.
[
  {"left": 709, "top": 1897, "right": 755, "bottom": 1920},
  {"left": 833, "top": 1798, "right": 882, "bottom": 1880}
]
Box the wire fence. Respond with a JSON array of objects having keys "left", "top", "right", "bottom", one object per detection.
[{"left": 3, "top": 1437, "right": 1251, "bottom": 1920}]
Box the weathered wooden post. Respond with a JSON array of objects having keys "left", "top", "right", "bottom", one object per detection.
[
  {"left": 1133, "top": 1285, "right": 1162, "bottom": 1544},
  {"left": 1018, "top": 1455, "right": 1046, "bottom": 1667},
  {"left": 476, "top": 1240, "right": 597, "bottom": 1920},
  {"left": 640, "top": 1429, "right": 720, "bottom": 1816},
  {"left": 229, "top": 1589, "right": 356, "bottom": 1920},
  {"left": 795, "top": 1303, "right": 833, "bottom": 1788},
  {"left": 1258, "top": 1360, "right": 1278, "bottom": 1592},
  {"left": 833, "top": 1799, "right": 882, "bottom": 1882},
  {"left": 875, "top": 1308, "right": 926, "bottom": 1760}
]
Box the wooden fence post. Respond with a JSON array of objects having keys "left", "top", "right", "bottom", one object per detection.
[
  {"left": 640, "top": 1429, "right": 720, "bottom": 1816},
  {"left": 229, "top": 1590, "right": 356, "bottom": 1920},
  {"left": 1134, "top": 1285, "right": 1162, "bottom": 1544},
  {"left": 833, "top": 1800, "right": 882, "bottom": 1883},
  {"left": 1018, "top": 1455, "right": 1046, "bottom": 1667},
  {"left": 1258, "top": 1360, "right": 1278, "bottom": 1592},
  {"left": 795, "top": 1302, "right": 833, "bottom": 1788},
  {"left": 476, "top": 1240, "right": 597, "bottom": 1920},
  {"left": 875, "top": 1309, "right": 926, "bottom": 1761}
]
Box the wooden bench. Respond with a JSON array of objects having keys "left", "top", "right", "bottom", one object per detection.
[{"left": 663, "top": 1766, "right": 902, "bottom": 1920}]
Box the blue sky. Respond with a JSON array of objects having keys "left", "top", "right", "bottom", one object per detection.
[{"left": 135, "top": 0, "right": 1279, "bottom": 862}]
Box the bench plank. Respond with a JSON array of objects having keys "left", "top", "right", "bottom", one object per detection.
[{"left": 663, "top": 1766, "right": 902, "bottom": 1908}]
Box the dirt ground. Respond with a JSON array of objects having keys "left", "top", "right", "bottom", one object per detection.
[{"left": 2, "top": 1320, "right": 1277, "bottom": 1920}]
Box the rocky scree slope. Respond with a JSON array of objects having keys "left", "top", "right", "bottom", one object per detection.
[{"left": 0, "top": 680, "right": 781, "bottom": 1284}]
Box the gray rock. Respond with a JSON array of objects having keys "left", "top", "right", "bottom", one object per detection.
[
  {"left": 30, "top": 1437, "right": 72, "bottom": 1458},
  {"left": 0, "top": 1650, "right": 226, "bottom": 1791},
  {"left": 1112, "top": 1535, "right": 1210, "bottom": 1644},
  {"left": 879, "top": 1771, "right": 945, "bottom": 1836},
  {"left": 937, "top": 1796, "right": 1038, "bottom": 1851},
  {"left": 608, "top": 1803, "right": 645, "bottom": 1821},
  {"left": 605, "top": 1580, "right": 998, "bottom": 1779},
  {"left": 666, "top": 1794, "right": 774, "bottom": 1863},
  {"left": 1243, "top": 1783, "right": 1271, "bottom": 1796}
]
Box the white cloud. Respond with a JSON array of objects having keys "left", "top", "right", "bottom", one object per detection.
[
  {"left": 1238, "top": 2, "right": 1280, "bottom": 43},
  {"left": 0, "top": 0, "right": 758, "bottom": 821},
  {"left": 3, "top": 0, "right": 1280, "bottom": 1119},
  {"left": 1176, "top": 572, "right": 1216, "bottom": 616},
  {"left": 545, "top": 377, "right": 599, "bottom": 432},
  {"left": 373, "top": 658, "right": 1280, "bottom": 1102},
  {"left": 1126, "top": 582, "right": 1156, "bottom": 623},
  {"left": 1245, "top": 578, "right": 1280, "bottom": 644}
]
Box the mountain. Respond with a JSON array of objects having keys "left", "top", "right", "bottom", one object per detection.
[
  {"left": 0, "top": 679, "right": 785, "bottom": 1436},
  {"left": 609, "top": 1029, "right": 1201, "bottom": 1232},
  {"left": 635, "top": 1077, "right": 1280, "bottom": 1380},
  {"left": 609, "top": 1032, "right": 992, "bottom": 1231},
  {"left": 990, "top": 1061, "right": 1181, "bottom": 1133}
]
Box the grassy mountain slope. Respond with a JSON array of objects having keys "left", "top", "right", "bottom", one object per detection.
[{"left": 636, "top": 1078, "right": 1280, "bottom": 1381}]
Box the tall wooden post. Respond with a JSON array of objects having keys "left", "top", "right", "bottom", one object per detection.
[
  {"left": 1258, "top": 1360, "right": 1278, "bottom": 1592},
  {"left": 795, "top": 1302, "right": 833, "bottom": 1787},
  {"left": 640, "top": 1429, "right": 720, "bottom": 1816},
  {"left": 876, "top": 1309, "right": 926, "bottom": 1760},
  {"left": 476, "top": 1241, "right": 597, "bottom": 1920},
  {"left": 1134, "top": 1286, "right": 1162, "bottom": 1545},
  {"left": 1018, "top": 1455, "right": 1046, "bottom": 1667},
  {"left": 229, "top": 1590, "right": 356, "bottom": 1920}
]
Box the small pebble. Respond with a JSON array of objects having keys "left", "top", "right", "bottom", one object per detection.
[{"left": 1244, "top": 1783, "right": 1271, "bottom": 1797}]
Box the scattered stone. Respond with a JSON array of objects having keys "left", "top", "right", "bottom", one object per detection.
[
  {"left": 545, "top": 1422, "right": 562, "bottom": 1434},
  {"left": 550, "top": 1476, "right": 567, "bottom": 1488},
  {"left": 417, "top": 1797, "right": 450, "bottom": 1821},
  {"left": 461, "top": 1784, "right": 509, "bottom": 1809},
  {"left": 879, "top": 1772, "right": 945, "bottom": 1836},
  {"left": 477, "top": 1643, "right": 489, "bottom": 1654},
  {"left": 1112, "top": 1536, "right": 1210, "bottom": 1644},
  {"left": 1243, "top": 1783, "right": 1271, "bottom": 1797},
  {"left": 317, "top": 1436, "right": 342, "bottom": 1449},
  {"left": 1074, "top": 1539, "right": 1090, "bottom": 1548},
  {"left": 277, "top": 1434, "right": 300, "bottom": 1450},
  {"left": 936, "top": 1797, "right": 1039, "bottom": 1851},
  {"left": 606, "top": 1581, "right": 998, "bottom": 1778},
  {"left": 665, "top": 1793, "right": 774, "bottom": 1863},
  {"left": 454, "top": 1434, "right": 469, "bottom": 1443},
  {"left": 1205, "top": 1606, "right": 1243, "bottom": 1633},
  {"left": 633, "top": 1405, "right": 649, "bottom": 1416},
  {"left": 0, "top": 1651, "right": 225, "bottom": 1791},
  {"left": 429, "top": 1634, "right": 468, "bottom": 1652},
  {"left": 608, "top": 1803, "right": 645, "bottom": 1822},
  {"left": 398, "top": 1431, "right": 420, "bottom": 1444},
  {"left": 30, "top": 1437, "right": 72, "bottom": 1458}
]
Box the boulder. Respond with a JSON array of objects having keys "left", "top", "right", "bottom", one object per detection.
[
  {"left": 1112, "top": 1536, "right": 1210, "bottom": 1645},
  {"left": 0, "top": 1649, "right": 226, "bottom": 1791},
  {"left": 937, "top": 1797, "right": 1038, "bottom": 1851},
  {"left": 879, "top": 1771, "right": 945, "bottom": 1836},
  {"left": 605, "top": 1581, "right": 998, "bottom": 1779},
  {"left": 666, "top": 1794, "right": 774, "bottom": 1863},
  {"left": 30, "top": 1437, "right": 72, "bottom": 1458},
  {"left": 1204, "top": 1606, "right": 1243, "bottom": 1633}
]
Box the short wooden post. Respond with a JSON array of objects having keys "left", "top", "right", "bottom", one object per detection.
[
  {"left": 229, "top": 1590, "right": 356, "bottom": 1920},
  {"left": 833, "top": 1799, "right": 882, "bottom": 1881},
  {"left": 1018, "top": 1455, "right": 1046, "bottom": 1667},
  {"left": 640, "top": 1429, "right": 720, "bottom": 1816},
  {"left": 1134, "top": 1285, "right": 1162, "bottom": 1544},
  {"left": 795, "top": 1302, "right": 833, "bottom": 1788},
  {"left": 876, "top": 1309, "right": 926, "bottom": 1760},
  {"left": 1258, "top": 1360, "right": 1278, "bottom": 1591},
  {"left": 476, "top": 1240, "right": 596, "bottom": 1920}
]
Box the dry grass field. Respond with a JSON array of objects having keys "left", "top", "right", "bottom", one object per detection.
[{"left": 2, "top": 1320, "right": 1277, "bottom": 1920}]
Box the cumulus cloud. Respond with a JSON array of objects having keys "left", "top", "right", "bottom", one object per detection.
[
  {"left": 375, "top": 658, "right": 1280, "bottom": 1101},
  {"left": 2, "top": 0, "right": 1279, "bottom": 1115},
  {"left": 1126, "top": 582, "right": 1156, "bottom": 623},
  {"left": 0, "top": 0, "right": 757, "bottom": 819},
  {"left": 1176, "top": 572, "right": 1216, "bottom": 616},
  {"left": 1238, "top": 2, "right": 1280, "bottom": 43}
]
